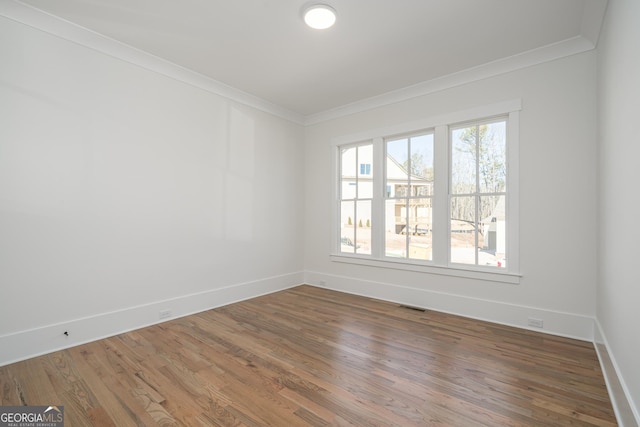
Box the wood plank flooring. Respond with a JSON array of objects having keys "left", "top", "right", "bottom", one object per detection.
[{"left": 0, "top": 285, "right": 617, "bottom": 426}]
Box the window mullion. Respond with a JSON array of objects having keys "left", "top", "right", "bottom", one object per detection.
[
  {"left": 404, "top": 198, "right": 410, "bottom": 257},
  {"left": 475, "top": 125, "right": 480, "bottom": 266},
  {"left": 354, "top": 147, "right": 359, "bottom": 251},
  {"left": 433, "top": 125, "right": 449, "bottom": 266},
  {"left": 475, "top": 195, "right": 480, "bottom": 265},
  {"left": 371, "top": 137, "right": 384, "bottom": 258},
  {"left": 406, "top": 137, "right": 412, "bottom": 258}
]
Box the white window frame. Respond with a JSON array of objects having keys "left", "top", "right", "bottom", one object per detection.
[
  {"left": 331, "top": 100, "right": 521, "bottom": 284},
  {"left": 337, "top": 141, "right": 375, "bottom": 256},
  {"left": 383, "top": 130, "right": 435, "bottom": 261}
]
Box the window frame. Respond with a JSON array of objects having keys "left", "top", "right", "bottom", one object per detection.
[
  {"left": 337, "top": 141, "right": 375, "bottom": 256},
  {"left": 330, "top": 100, "right": 521, "bottom": 284},
  {"left": 383, "top": 131, "right": 435, "bottom": 262},
  {"left": 448, "top": 117, "right": 509, "bottom": 269}
]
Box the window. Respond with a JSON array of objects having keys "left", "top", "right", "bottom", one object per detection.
[
  {"left": 359, "top": 163, "right": 372, "bottom": 175},
  {"left": 339, "top": 143, "right": 373, "bottom": 255},
  {"left": 385, "top": 133, "right": 434, "bottom": 260},
  {"left": 332, "top": 100, "right": 520, "bottom": 283},
  {"left": 450, "top": 120, "right": 507, "bottom": 268}
]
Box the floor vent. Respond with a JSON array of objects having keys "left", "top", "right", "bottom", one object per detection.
[{"left": 399, "top": 304, "right": 426, "bottom": 312}]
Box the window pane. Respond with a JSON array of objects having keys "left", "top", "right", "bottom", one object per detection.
[
  {"left": 394, "top": 185, "right": 409, "bottom": 198},
  {"left": 341, "top": 181, "right": 356, "bottom": 200},
  {"left": 340, "top": 201, "right": 355, "bottom": 253},
  {"left": 450, "top": 196, "right": 476, "bottom": 265},
  {"left": 410, "top": 134, "right": 434, "bottom": 179},
  {"left": 357, "top": 145, "right": 373, "bottom": 177},
  {"left": 410, "top": 134, "right": 434, "bottom": 198},
  {"left": 355, "top": 200, "right": 372, "bottom": 255},
  {"left": 340, "top": 146, "right": 356, "bottom": 200},
  {"left": 479, "top": 121, "right": 506, "bottom": 193},
  {"left": 450, "top": 120, "right": 508, "bottom": 269},
  {"left": 408, "top": 198, "right": 432, "bottom": 261},
  {"left": 385, "top": 199, "right": 406, "bottom": 257},
  {"left": 413, "top": 184, "right": 432, "bottom": 197},
  {"left": 358, "top": 145, "right": 373, "bottom": 198},
  {"left": 359, "top": 180, "right": 373, "bottom": 199},
  {"left": 451, "top": 127, "right": 477, "bottom": 194},
  {"left": 386, "top": 138, "right": 409, "bottom": 187},
  {"left": 341, "top": 146, "right": 356, "bottom": 181},
  {"left": 479, "top": 195, "right": 506, "bottom": 268}
]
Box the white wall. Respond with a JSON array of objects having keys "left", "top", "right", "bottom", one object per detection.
[
  {"left": 597, "top": 0, "right": 640, "bottom": 422},
  {"left": 0, "top": 4, "right": 636, "bottom": 421},
  {"left": 3, "top": 6, "right": 636, "bottom": 421},
  {"left": 0, "top": 16, "right": 304, "bottom": 364},
  {"left": 304, "top": 52, "right": 598, "bottom": 338}
]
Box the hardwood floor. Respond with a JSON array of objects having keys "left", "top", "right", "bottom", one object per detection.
[{"left": 0, "top": 285, "right": 616, "bottom": 426}]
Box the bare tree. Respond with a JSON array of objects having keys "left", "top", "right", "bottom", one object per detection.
[{"left": 451, "top": 122, "right": 506, "bottom": 232}]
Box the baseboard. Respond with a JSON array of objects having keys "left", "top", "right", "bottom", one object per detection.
[
  {"left": 304, "top": 270, "right": 595, "bottom": 341},
  {"left": 594, "top": 320, "right": 640, "bottom": 427},
  {"left": 0, "top": 272, "right": 304, "bottom": 367}
]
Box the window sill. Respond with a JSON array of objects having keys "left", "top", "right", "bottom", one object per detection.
[{"left": 330, "top": 254, "right": 521, "bottom": 284}]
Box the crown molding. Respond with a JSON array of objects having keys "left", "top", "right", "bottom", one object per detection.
[
  {"left": 0, "top": 0, "right": 306, "bottom": 125},
  {"left": 2, "top": 0, "right": 606, "bottom": 127},
  {"left": 304, "top": 35, "right": 596, "bottom": 126},
  {"left": 304, "top": 0, "right": 607, "bottom": 125}
]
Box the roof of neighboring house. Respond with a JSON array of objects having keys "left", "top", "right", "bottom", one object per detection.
[{"left": 482, "top": 194, "right": 506, "bottom": 223}]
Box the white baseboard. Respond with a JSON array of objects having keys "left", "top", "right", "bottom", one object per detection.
[
  {"left": 594, "top": 320, "right": 640, "bottom": 427},
  {"left": 304, "top": 270, "right": 595, "bottom": 341},
  {"left": 0, "top": 271, "right": 304, "bottom": 367}
]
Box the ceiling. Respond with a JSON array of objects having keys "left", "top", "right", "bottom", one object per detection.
[{"left": 12, "top": 0, "right": 607, "bottom": 121}]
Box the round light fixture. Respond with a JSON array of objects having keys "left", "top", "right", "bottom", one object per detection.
[{"left": 304, "top": 4, "right": 336, "bottom": 30}]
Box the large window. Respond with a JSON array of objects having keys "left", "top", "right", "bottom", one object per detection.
[
  {"left": 339, "top": 143, "right": 373, "bottom": 255},
  {"left": 450, "top": 120, "right": 507, "bottom": 268},
  {"left": 385, "top": 133, "right": 434, "bottom": 260},
  {"left": 332, "top": 101, "right": 520, "bottom": 283}
]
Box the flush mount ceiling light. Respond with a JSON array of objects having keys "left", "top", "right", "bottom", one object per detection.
[{"left": 304, "top": 4, "right": 336, "bottom": 30}]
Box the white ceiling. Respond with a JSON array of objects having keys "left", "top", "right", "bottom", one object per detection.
[{"left": 11, "top": 0, "right": 607, "bottom": 121}]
